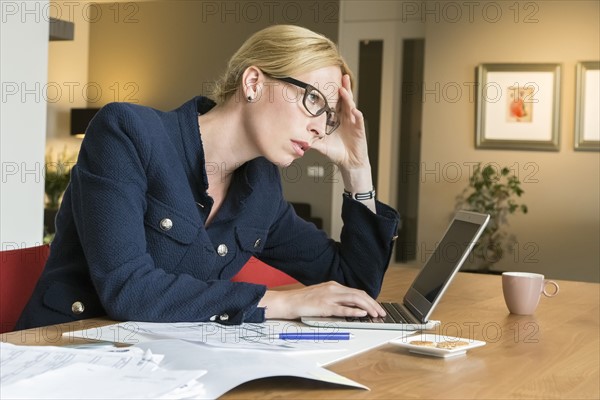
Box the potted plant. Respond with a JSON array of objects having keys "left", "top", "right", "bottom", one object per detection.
[
  {"left": 44, "top": 147, "right": 77, "bottom": 241},
  {"left": 455, "top": 163, "right": 528, "bottom": 273}
]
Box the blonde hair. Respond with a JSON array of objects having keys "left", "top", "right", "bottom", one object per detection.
[{"left": 214, "top": 25, "right": 353, "bottom": 103}]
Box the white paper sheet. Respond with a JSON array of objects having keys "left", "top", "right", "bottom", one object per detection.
[
  {"left": 0, "top": 342, "right": 160, "bottom": 385},
  {"left": 134, "top": 339, "right": 368, "bottom": 399},
  {"left": 0, "top": 342, "right": 207, "bottom": 400},
  {"left": 64, "top": 320, "right": 417, "bottom": 398},
  {"left": 69, "top": 320, "right": 352, "bottom": 352},
  {"left": 69, "top": 320, "right": 416, "bottom": 365},
  {"left": 0, "top": 362, "right": 206, "bottom": 400}
]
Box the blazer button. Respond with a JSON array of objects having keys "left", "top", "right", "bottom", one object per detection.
[
  {"left": 253, "top": 238, "right": 261, "bottom": 248},
  {"left": 217, "top": 244, "right": 228, "bottom": 257},
  {"left": 71, "top": 301, "right": 85, "bottom": 315},
  {"left": 160, "top": 218, "right": 173, "bottom": 231},
  {"left": 210, "top": 313, "right": 230, "bottom": 322}
]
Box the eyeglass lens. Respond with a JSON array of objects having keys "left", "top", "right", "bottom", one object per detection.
[{"left": 303, "top": 86, "right": 339, "bottom": 134}]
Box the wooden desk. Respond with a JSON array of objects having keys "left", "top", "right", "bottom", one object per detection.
[
  {"left": 219, "top": 268, "right": 599, "bottom": 399},
  {"left": 2, "top": 268, "right": 599, "bottom": 399}
]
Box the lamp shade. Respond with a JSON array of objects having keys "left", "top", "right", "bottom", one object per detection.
[{"left": 70, "top": 108, "right": 100, "bottom": 137}]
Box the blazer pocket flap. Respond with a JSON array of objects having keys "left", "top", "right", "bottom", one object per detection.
[
  {"left": 145, "top": 195, "right": 200, "bottom": 244},
  {"left": 235, "top": 227, "right": 268, "bottom": 252},
  {"left": 43, "top": 281, "right": 105, "bottom": 318}
]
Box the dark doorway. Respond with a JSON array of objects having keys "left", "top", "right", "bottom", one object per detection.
[
  {"left": 357, "top": 40, "right": 383, "bottom": 190},
  {"left": 396, "top": 39, "right": 425, "bottom": 262}
]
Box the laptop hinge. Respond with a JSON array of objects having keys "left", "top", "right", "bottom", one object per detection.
[{"left": 403, "top": 299, "right": 426, "bottom": 323}]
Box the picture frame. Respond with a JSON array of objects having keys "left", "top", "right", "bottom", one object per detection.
[
  {"left": 574, "top": 61, "right": 600, "bottom": 151},
  {"left": 476, "top": 63, "right": 561, "bottom": 151}
]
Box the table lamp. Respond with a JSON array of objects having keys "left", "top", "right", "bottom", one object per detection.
[{"left": 70, "top": 108, "right": 100, "bottom": 138}]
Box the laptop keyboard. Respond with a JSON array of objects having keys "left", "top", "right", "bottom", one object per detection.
[{"left": 345, "top": 302, "right": 415, "bottom": 324}]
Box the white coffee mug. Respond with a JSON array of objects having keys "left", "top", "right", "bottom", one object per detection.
[{"left": 502, "top": 272, "right": 559, "bottom": 315}]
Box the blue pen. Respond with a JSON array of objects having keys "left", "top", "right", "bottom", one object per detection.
[{"left": 273, "top": 332, "right": 353, "bottom": 341}]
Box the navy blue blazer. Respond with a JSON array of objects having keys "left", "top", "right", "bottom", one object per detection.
[{"left": 17, "top": 97, "right": 400, "bottom": 329}]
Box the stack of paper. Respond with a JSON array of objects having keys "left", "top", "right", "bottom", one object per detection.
[{"left": 0, "top": 342, "right": 206, "bottom": 399}]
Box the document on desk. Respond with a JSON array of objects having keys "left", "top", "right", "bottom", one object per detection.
[
  {"left": 69, "top": 320, "right": 353, "bottom": 351},
  {"left": 66, "top": 320, "right": 417, "bottom": 398},
  {"left": 69, "top": 320, "right": 416, "bottom": 363},
  {"left": 0, "top": 342, "right": 207, "bottom": 399},
  {"left": 134, "top": 338, "right": 368, "bottom": 399}
]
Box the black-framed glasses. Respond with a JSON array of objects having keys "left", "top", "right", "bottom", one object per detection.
[{"left": 273, "top": 76, "right": 340, "bottom": 135}]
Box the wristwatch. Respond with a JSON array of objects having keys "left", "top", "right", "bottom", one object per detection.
[{"left": 343, "top": 188, "right": 376, "bottom": 201}]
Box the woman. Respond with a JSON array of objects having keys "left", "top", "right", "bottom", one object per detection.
[{"left": 17, "top": 25, "right": 400, "bottom": 329}]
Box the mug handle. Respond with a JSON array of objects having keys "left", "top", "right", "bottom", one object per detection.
[{"left": 543, "top": 280, "right": 559, "bottom": 297}]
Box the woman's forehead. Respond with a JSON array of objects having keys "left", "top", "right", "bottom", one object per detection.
[{"left": 296, "top": 66, "right": 342, "bottom": 86}]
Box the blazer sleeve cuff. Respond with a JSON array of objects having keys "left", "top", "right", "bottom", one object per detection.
[{"left": 342, "top": 196, "right": 401, "bottom": 238}]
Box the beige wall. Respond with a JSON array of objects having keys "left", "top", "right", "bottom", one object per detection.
[
  {"left": 87, "top": 1, "right": 338, "bottom": 109},
  {"left": 47, "top": 0, "right": 155, "bottom": 151},
  {"left": 47, "top": 0, "right": 91, "bottom": 154},
  {"left": 420, "top": 0, "right": 599, "bottom": 282}
]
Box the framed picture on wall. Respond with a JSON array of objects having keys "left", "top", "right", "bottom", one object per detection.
[
  {"left": 574, "top": 61, "right": 600, "bottom": 151},
  {"left": 475, "top": 63, "right": 561, "bottom": 151}
]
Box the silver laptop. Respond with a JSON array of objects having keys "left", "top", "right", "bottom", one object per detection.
[{"left": 302, "top": 210, "right": 490, "bottom": 330}]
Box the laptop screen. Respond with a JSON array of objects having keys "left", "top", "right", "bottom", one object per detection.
[
  {"left": 412, "top": 219, "right": 482, "bottom": 302},
  {"left": 300, "top": 210, "right": 489, "bottom": 329}
]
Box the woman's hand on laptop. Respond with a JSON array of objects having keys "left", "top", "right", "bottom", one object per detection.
[{"left": 258, "top": 281, "right": 387, "bottom": 320}]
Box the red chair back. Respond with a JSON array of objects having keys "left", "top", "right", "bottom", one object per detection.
[
  {"left": 0, "top": 244, "right": 49, "bottom": 333},
  {"left": 231, "top": 256, "right": 298, "bottom": 288}
]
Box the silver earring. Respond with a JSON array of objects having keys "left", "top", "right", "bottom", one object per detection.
[{"left": 247, "top": 96, "right": 253, "bottom": 102}]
